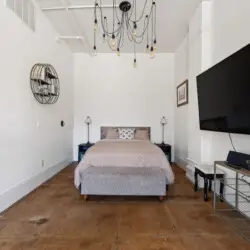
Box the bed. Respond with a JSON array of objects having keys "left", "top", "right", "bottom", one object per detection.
[{"left": 74, "top": 126, "right": 174, "bottom": 201}]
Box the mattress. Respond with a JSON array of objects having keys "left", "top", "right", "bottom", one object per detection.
[{"left": 74, "top": 139, "right": 175, "bottom": 188}]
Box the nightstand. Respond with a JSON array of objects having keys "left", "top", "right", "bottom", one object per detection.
[
  {"left": 155, "top": 143, "right": 172, "bottom": 163},
  {"left": 78, "top": 142, "right": 94, "bottom": 163}
]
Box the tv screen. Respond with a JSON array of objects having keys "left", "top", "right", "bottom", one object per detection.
[{"left": 197, "top": 44, "right": 250, "bottom": 135}]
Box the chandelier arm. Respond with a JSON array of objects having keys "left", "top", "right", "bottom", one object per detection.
[
  {"left": 94, "top": 31, "right": 96, "bottom": 48},
  {"left": 112, "top": 0, "right": 115, "bottom": 33},
  {"left": 117, "top": 31, "right": 123, "bottom": 49},
  {"left": 97, "top": 1, "right": 123, "bottom": 35},
  {"left": 125, "top": 14, "right": 145, "bottom": 44},
  {"left": 134, "top": 0, "right": 137, "bottom": 23},
  {"left": 127, "top": 0, "right": 135, "bottom": 21},
  {"left": 151, "top": 4, "right": 154, "bottom": 45},
  {"left": 133, "top": 14, "right": 150, "bottom": 38},
  {"left": 114, "top": 14, "right": 125, "bottom": 39},
  {"left": 125, "top": 13, "right": 134, "bottom": 42},
  {"left": 102, "top": 16, "right": 112, "bottom": 38},
  {"left": 98, "top": 0, "right": 151, "bottom": 37},
  {"left": 121, "top": 9, "right": 145, "bottom": 46},
  {"left": 99, "top": 16, "right": 122, "bottom": 36},
  {"left": 126, "top": 7, "right": 153, "bottom": 39},
  {"left": 98, "top": 0, "right": 121, "bottom": 35},
  {"left": 117, "top": 13, "right": 125, "bottom": 48},
  {"left": 94, "top": 0, "right": 97, "bottom": 18},
  {"left": 147, "top": 16, "right": 149, "bottom": 45},
  {"left": 154, "top": 2, "right": 157, "bottom": 40},
  {"left": 129, "top": 0, "right": 149, "bottom": 23},
  {"left": 134, "top": 39, "right": 136, "bottom": 61},
  {"left": 127, "top": 22, "right": 144, "bottom": 43},
  {"left": 114, "top": 0, "right": 122, "bottom": 23},
  {"left": 119, "top": 25, "right": 125, "bottom": 49}
]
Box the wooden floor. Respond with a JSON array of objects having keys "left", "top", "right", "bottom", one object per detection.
[{"left": 0, "top": 164, "right": 249, "bottom": 250}]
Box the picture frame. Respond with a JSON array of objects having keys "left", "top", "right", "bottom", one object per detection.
[{"left": 177, "top": 80, "right": 188, "bottom": 107}]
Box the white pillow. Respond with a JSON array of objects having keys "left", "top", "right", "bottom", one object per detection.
[{"left": 118, "top": 128, "right": 135, "bottom": 140}]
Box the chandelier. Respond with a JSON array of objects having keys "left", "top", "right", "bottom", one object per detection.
[{"left": 93, "top": 0, "right": 157, "bottom": 67}]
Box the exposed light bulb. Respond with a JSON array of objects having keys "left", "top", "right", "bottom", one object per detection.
[
  {"left": 133, "top": 59, "right": 137, "bottom": 68},
  {"left": 111, "top": 34, "right": 116, "bottom": 49},
  {"left": 94, "top": 19, "right": 98, "bottom": 31},
  {"left": 150, "top": 46, "right": 155, "bottom": 59},
  {"left": 146, "top": 45, "right": 150, "bottom": 54},
  {"left": 117, "top": 48, "right": 120, "bottom": 57},
  {"left": 133, "top": 22, "right": 137, "bottom": 36},
  {"left": 111, "top": 39, "right": 116, "bottom": 48},
  {"left": 153, "top": 39, "right": 157, "bottom": 52},
  {"left": 92, "top": 46, "right": 97, "bottom": 57},
  {"left": 102, "top": 34, "right": 106, "bottom": 43}
]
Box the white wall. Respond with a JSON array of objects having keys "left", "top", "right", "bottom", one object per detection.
[
  {"left": 204, "top": 0, "right": 250, "bottom": 162},
  {"left": 0, "top": 2, "right": 74, "bottom": 212},
  {"left": 182, "top": 0, "right": 250, "bottom": 207},
  {"left": 73, "top": 54, "right": 175, "bottom": 160},
  {"left": 174, "top": 37, "right": 188, "bottom": 167},
  {"left": 185, "top": 2, "right": 207, "bottom": 182}
]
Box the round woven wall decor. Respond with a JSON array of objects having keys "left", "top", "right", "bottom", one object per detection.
[{"left": 30, "top": 64, "right": 60, "bottom": 104}]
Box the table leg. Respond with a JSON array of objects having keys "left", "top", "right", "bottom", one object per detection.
[
  {"left": 220, "top": 179, "right": 224, "bottom": 202},
  {"left": 194, "top": 169, "right": 198, "bottom": 192},
  {"left": 204, "top": 177, "right": 208, "bottom": 201},
  {"left": 209, "top": 179, "right": 212, "bottom": 192}
]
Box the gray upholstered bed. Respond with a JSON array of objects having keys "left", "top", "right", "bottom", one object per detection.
[{"left": 74, "top": 126, "right": 174, "bottom": 200}]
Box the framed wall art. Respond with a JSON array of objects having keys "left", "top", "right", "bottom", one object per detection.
[{"left": 177, "top": 80, "right": 188, "bottom": 107}]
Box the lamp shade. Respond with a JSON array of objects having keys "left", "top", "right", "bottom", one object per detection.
[
  {"left": 85, "top": 116, "right": 92, "bottom": 124},
  {"left": 160, "top": 116, "right": 167, "bottom": 125}
]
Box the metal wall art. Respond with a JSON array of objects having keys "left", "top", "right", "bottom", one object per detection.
[{"left": 30, "top": 63, "right": 60, "bottom": 104}]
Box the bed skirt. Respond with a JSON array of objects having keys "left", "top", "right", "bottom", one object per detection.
[{"left": 79, "top": 167, "right": 166, "bottom": 196}]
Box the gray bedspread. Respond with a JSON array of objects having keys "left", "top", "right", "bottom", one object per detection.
[{"left": 74, "top": 140, "right": 174, "bottom": 188}]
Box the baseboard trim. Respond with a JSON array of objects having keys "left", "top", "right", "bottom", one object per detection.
[
  {"left": 186, "top": 172, "right": 195, "bottom": 184},
  {"left": 0, "top": 159, "right": 71, "bottom": 213},
  {"left": 174, "top": 156, "right": 188, "bottom": 171}
]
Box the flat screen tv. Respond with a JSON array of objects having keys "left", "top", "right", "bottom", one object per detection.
[{"left": 197, "top": 44, "right": 250, "bottom": 135}]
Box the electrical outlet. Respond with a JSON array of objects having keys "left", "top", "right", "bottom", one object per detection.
[{"left": 41, "top": 160, "right": 44, "bottom": 167}]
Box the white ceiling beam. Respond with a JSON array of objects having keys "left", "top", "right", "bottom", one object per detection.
[
  {"left": 42, "top": 5, "right": 118, "bottom": 12},
  {"left": 58, "top": 0, "right": 92, "bottom": 55},
  {"left": 56, "top": 36, "right": 85, "bottom": 46},
  {"left": 56, "top": 36, "right": 85, "bottom": 40}
]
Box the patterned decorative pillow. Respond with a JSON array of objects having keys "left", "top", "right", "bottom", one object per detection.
[{"left": 118, "top": 128, "right": 135, "bottom": 140}]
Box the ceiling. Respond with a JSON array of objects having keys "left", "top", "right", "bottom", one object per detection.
[{"left": 37, "top": 0, "right": 202, "bottom": 53}]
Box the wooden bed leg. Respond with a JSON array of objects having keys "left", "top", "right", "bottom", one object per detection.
[
  {"left": 79, "top": 194, "right": 88, "bottom": 202},
  {"left": 159, "top": 196, "right": 165, "bottom": 202},
  {"left": 83, "top": 195, "right": 88, "bottom": 202}
]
